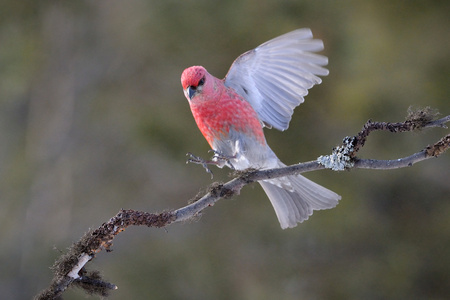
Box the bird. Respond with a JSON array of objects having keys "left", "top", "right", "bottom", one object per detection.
[{"left": 181, "top": 29, "right": 340, "bottom": 229}]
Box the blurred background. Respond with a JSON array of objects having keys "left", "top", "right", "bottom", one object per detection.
[{"left": 0, "top": 1, "right": 449, "bottom": 299}]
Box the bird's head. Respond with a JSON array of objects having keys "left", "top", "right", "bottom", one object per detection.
[{"left": 181, "top": 66, "right": 208, "bottom": 101}]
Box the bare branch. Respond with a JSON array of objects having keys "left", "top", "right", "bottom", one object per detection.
[
  {"left": 35, "top": 109, "right": 449, "bottom": 299},
  {"left": 354, "top": 134, "right": 449, "bottom": 169},
  {"left": 318, "top": 108, "right": 449, "bottom": 170},
  {"left": 350, "top": 107, "right": 446, "bottom": 156}
]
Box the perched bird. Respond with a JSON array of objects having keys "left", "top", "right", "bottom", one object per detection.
[{"left": 181, "top": 29, "right": 340, "bottom": 229}]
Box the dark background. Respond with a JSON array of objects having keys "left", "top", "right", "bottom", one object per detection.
[{"left": 0, "top": 1, "right": 449, "bottom": 299}]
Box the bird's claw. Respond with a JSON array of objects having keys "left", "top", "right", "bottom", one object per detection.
[
  {"left": 208, "top": 149, "right": 236, "bottom": 170},
  {"left": 186, "top": 152, "right": 214, "bottom": 179},
  {"left": 186, "top": 150, "right": 236, "bottom": 178}
]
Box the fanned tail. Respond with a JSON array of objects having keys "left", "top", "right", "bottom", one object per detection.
[{"left": 259, "top": 162, "right": 340, "bottom": 229}]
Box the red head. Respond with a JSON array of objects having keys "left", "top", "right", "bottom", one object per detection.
[{"left": 181, "top": 66, "right": 208, "bottom": 101}]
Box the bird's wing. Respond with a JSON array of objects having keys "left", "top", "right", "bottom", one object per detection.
[{"left": 224, "top": 29, "right": 329, "bottom": 131}]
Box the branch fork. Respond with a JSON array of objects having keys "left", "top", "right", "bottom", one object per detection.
[{"left": 35, "top": 108, "right": 449, "bottom": 299}]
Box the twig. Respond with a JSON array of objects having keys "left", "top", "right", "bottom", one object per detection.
[
  {"left": 318, "top": 108, "right": 449, "bottom": 170},
  {"left": 35, "top": 109, "right": 449, "bottom": 299}
]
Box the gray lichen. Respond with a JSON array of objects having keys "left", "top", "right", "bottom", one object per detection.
[{"left": 317, "top": 136, "right": 356, "bottom": 171}]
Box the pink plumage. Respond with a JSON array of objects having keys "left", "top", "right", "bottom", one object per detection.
[
  {"left": 182, "top": 66, "right": 266, "bottom": 148},
  {"left": 181, "top": 29, "right": 340, "bottom": 229}
]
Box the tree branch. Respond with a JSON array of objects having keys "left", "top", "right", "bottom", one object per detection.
[{"left": 35, "top": 108, "right": 449, "bottom": 299}]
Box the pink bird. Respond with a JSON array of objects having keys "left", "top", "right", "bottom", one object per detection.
[{"left": 181, "top": 29, "right": 340, "bottom": 229}]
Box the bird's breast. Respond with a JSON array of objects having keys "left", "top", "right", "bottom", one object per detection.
[{"left": 190, "top": 90, "right": 266, "bottom": 148}]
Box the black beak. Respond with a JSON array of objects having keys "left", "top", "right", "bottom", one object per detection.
[{"left": 188, "top": 86, "right": 196, "bottom": 99}]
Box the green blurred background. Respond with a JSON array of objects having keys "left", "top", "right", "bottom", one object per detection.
[{"left": 1, "top": 1, "right": 449, "bottom": 299}]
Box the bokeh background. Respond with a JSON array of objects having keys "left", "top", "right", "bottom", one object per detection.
[{"left": 1, "top": 1, "right": 449, "bottom": 299}]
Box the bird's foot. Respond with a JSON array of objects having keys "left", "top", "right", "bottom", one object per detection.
[
  {"left": 208, "top": 149, "right": 236, "bottom": 170},
  {"left": 186, "top": 152, "right": 216, "bottom": 179}
]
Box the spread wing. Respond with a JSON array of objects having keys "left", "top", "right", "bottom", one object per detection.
[{"left": 224, "top": 29, "right": 329, "bottom": 131}]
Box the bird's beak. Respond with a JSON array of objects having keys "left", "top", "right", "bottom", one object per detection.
[{"left": 187, "top": 86, "right": 196, "bottom": 99}]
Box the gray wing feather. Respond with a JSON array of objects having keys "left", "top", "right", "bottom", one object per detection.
[{"left": 224, "top": 28, "right": 329, "bottom": 131}]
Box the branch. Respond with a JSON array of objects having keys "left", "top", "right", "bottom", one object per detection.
[
  {"left": 317, "top": 107, "right": 448, "bottom": 170},
  {"left": 35, "top": 108, "right": 449, "bottom": 299}
]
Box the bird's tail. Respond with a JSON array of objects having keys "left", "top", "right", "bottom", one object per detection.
[{"left": 259, "top": 162, "right": 340, "bottom": 229}]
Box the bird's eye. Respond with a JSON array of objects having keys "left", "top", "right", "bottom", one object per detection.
[{"left": 198, "top": 77, "right": 205, "bottom": 86}]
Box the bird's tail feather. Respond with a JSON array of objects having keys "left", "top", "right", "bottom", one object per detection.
[{"left": 259, "top": 162, "right": 340, "bottom": 229}]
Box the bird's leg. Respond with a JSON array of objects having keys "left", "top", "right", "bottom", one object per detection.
[
  {"left": 186, "top": 152, "right": 217, "bottom": 178},
  {"left": 209, "top": 149, "right": 236, "bottom": 170},
  {"left": 186, "top": 150, "right": 236, "bottom": 178}
]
